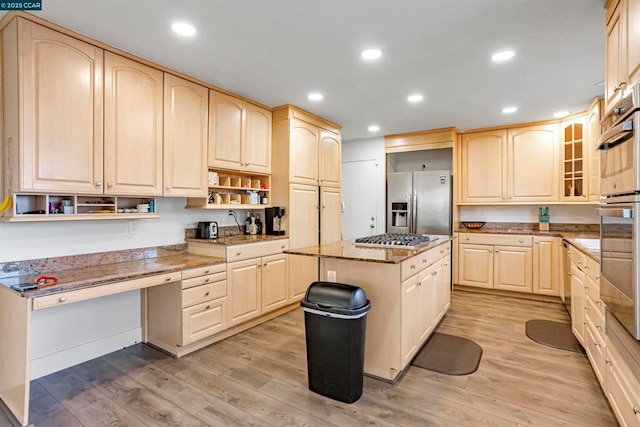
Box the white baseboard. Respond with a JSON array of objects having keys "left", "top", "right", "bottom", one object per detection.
[{"left": 30, "top": 327, "right": 142, "bottom": 380}]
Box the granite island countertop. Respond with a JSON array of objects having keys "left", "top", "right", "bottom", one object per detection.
[
  {"left": 0, "top": 253, "right": 225, "bottom": 298},
  {"left": 285, "top": 235, "right": 452, "bottom": 264}
]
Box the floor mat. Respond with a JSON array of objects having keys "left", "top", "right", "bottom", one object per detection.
[
  {"left": 411, "top": 332, "right": 483, "bottom": 375},
  {"left": 525, "top": 319, "right": 585, "bottom": 354}
]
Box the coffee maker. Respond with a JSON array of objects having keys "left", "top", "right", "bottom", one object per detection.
[{"left": 265, "top": 207, "right": 286, "bottom": 235}]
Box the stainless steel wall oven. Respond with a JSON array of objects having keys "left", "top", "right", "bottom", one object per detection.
[{"left": 598, "top": 83, "right": 640, "bottom": 339}]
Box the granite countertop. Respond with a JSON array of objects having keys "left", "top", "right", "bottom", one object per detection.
[
  {"left": 186, "top": 234, "right": 289, "bottom": 246},
  {"left": 563, "top": 237, "right": 600, "bottom": 262},
  {"left": 0, "top": 254, "right": 225, "bottom": 298},
  {"left": 285, "top": 236, "right": 452, "bottom": 264}
]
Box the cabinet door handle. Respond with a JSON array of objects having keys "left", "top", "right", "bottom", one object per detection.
[
  {"left": 535, "top": 241, "right": 539, "bottom": 244},
  {"left": 595, "top": 342, "right": 601, "bottom": 348},
  {"left": 596, "top": 276, "right": 600, "bottom": 280},
  {"left": 465, "top": 237, "right": 470, "bottom": 241},
  {"left": 258, "top": 264, "right": 262, "bottom": 268},
  {"left": 422, "top": 259, "right": 427, "bottom": 264},
  {"left": 263, "top": 263, "right": 267, "bottom": 267},
  {"left": 236, "top": 252, "right": 241, "bottom": 256},
  {"left": 518, "top": 239, "right": 523, "bottom": 243},
  {"left": 596, "top": 324, "right": 602, "bottom": 330},
  {"left": 585, "top": 286, "right": 589, "bottom": 291},
  {"left": 95, "top": 181, "right": 103, "bottom": 187},
  {"left": 444, "top": 263, "right": 448, "bottom": 267},
  {"left": 281, "top": 245, "right": 285, "bottom": 249},
  {"left": 633, "top": 406, "right": 639, "bottom": 415},
  {"left": 605, "top": 358, "right": 612, "bottom": 365},
  {"left": 205, "top": 292, "right": 210, "bottom": 296},
  {"left": 58, "top": 297, "right": 67, "bottom": 303},
  {"left": 165, "top": 277, "right": 172, "bottom": 282},
  {"left": 166, "top": 186, "right": 171, "bottom": 191},
  {"left": 205, "top": 305, "right": 210, "bottom": 310},
  {"left": 410, "top": 265, "right": 416, "bottom": 270},
  {"left": 440, "top": 250, "right": 444, "bottom": 254},
  {"left": 432, "top": 271, "right": 437, "bottom": 277}
]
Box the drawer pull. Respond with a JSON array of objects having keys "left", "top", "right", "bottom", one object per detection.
[
  {"left": 58, "top": 297, "right": 67, "bottom": 303},
  {"left": 432, "top": 271, "right": 437, "bottom": 277},
  {"left": 204, "top": 278, "right": 210, "bottom": 283},
  {"left": 204, "top": 269, "right": 210, "bottom": 274},
  {"left": 585, "top": 286, "right": 589, "bottom": 291},
  {"left": 422, "top": 259, "right": 427, "bottom": 264},
  {"left": 165, "top": 277, "right": 172, "bottom": 282},
  {"left": 518, "top": 239, "right": 523, "bottom": 243},
  {"left": 595, "top": 342, "right": 601, "bottom": 347},
  {"left": 281, "top": 245, "right": 285, "bottom": 249},
  {"left": 596, "top": 300, "right": 602, "bottom": 306},
  {"left": 236, "top": 252, "right": 241, "bottom": 256},
  {"left": 205, "top": 292, "right": 210, "bottom": 296},
  {"left": 440, "top": 250, "right": 444, "bottom": 254},
  {"left": 596, "top": 276, "right": 600, "bottom": 280},
  {"left": 258, "top": 264, "right": 262, "bottom": 269},
  {"left": 465, "top": 237, "right": 470, "bottom": 241},
  {"left": 596, "top": 324, "right": 602, "bottom": 330},
  {"left": 444, "top": 263, "right": 448, "bottom": 267},
  {"left": 633, "top": 406, "right": 639, "bottom": 415},
  {"left": 206, "top": 305, "right": 210, "bottom": 310},
  {"left": 263, "top": 263, "right": 267, "bottom": 267},
  {"left": 410, "top": 265, "right": 416, "bottom": 270},
  {"left": 606, "top": 358, "right": 612, "bottom": 365}
]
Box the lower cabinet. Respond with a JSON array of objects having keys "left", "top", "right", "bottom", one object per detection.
[
  {"left": 570, "top": 261, "right": 586, "bottom": 346},
  {"left": 401, "top": 255, "right": 451, "bottom": 366},
  {"left": 605, "top": 341, "right": 640, "bottom": 427},
  {"left": 146, "top": 263, "right": 228, "bottom": 351},
  {"left": 227, "top": 252, "right": 290, "bottom": 327},
  {"left": 458, "top": 233, "right": 558, "bottom": 296}
]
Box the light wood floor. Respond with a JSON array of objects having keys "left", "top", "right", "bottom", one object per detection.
[{"left": 8, "top": 290, "right": 618, "bottom": 426}]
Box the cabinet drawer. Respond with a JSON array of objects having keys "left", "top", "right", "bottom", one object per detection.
[
  {"left": 584, "top": 255, "right": 600, "bottom": 284},
  {"left": 458, "top": 233, "right": 532, "bottom": 247},
  {"left": 567, "top": 245, "right": 587, "bottom": 271},
  {"left": 585, "top": 295, "right": 606, "bottom": 342},
  {"left": 401, "top": 242, "right": 451, "bottom": 281},
  {"left": 606, "top": 346, "right": 640, "bottom": 427},
  {"left": 32, "top": 272, "right": 180, "bottom": 310},
  {"left": 585, "top": 319, "right": 606, "bottom": 388},
  {"left": 181, "top": 297, "right": 227, "bottom": 345},
  {"left": 226, "top": 239, "right": 290, "bottom": 262},
  {"left": 181, "top": 272, "right": 226, "bottom": 289},
  {"left": 182, "top": 280, "right": 227, "bottom": 308},
  {"left": 182, "top": 263, "right": 225, "bottom": 280}
]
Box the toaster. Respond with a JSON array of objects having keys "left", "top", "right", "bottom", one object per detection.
[{"left": 197, "top": 221, "right": 218, "bottom": 239}]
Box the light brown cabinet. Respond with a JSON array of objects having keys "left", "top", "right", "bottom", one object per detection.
[
  {"left": 104, "top": 52, "right": 163, "bottom": 196},
  {"left": 605, "top": 333, "right": 640, "bottom": 427},
  {"left": 163, "top": 73, "right": 208, "bottom": 197},
  {"left": 272, "top": 106, "right": 342, "bottom": 301},
  {"left": 570, "top": 262, "right": 586, "bottom": 346},
  {"left": 494, "top": 246, "right": 533, "bottom": 293},
  {"left": 532, "top": 236, "right": 560, "bottom": 296},
  {"left": 3, "top": 18, "right": 104, "bottom": 194},
  {"left": 560, "top": 116, "right": 588, "bottom": 201},
  {"left": 587, "top": 99, "right": 603, "bottom": 201},
  {"left": 261, "top": 253, "right": 289, "bottom": 312},
  {"left": 458, "top": 243, "right": 494, "bottom": 288},
  {"left": 460, "top": 130, "right": 507, "bottom": 203},
  {"left": 606, "top": 0, "right": 624, "bottom": 110},
  {"left": 460, "top": 124, "right": 558, "bottom": 203},
  {"left": 227, "top": 258, "right": 262, "bottom": 327},
  {"left": 208, "top": 90, "right": 271, "bottom": 174}
]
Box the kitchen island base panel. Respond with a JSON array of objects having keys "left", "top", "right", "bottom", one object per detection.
[{"left": 147, "top": 302, "right": 300, "bottom": 358}]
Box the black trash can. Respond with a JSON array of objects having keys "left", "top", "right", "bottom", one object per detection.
[{"left": 301, "top": 281, "right": 371, "bottom": 403}]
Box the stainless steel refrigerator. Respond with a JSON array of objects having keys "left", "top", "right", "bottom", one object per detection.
[{"left": 387, "top": 170, "right": 452, "bottom": 235}]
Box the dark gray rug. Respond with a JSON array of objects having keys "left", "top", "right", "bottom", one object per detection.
[
  {"left": 525, "top": 319, "right": 585, "bottom": 354},
  {"left": 411, "top": 332, "right": 483, "bottom": 375}
]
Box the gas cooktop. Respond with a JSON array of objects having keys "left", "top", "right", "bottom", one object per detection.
[{"left": 353, "top": 233, "right": 437, "bottom": 249}]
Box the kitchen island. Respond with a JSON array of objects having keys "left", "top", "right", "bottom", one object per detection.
[{"left": 286, "top": 236, "right": 452, "bottom": 382}]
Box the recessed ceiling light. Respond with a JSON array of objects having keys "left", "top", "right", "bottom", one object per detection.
[
  {"left": 553, "top": 111, "right": 570, "bottom": 118},
  {"left": 492, "top": 50, "right": 515, "bottom": 62},
  {"left": 361, "top": 49, "right": 382, "bottom": 60},
  {"left": 171, "top": 22, "right": 196, "bottom": 37},
  {"left": 408, "top": 94, "right": 424, "bottom": 103},
  {"left": 368, "top": 125, "right": 380, "bottom": 132},
  {"left": 502, "top": 106, "right": 518, "bottom": 114},
  {"left": 308, "top": 93, "right": 323, "bottom": 101}
]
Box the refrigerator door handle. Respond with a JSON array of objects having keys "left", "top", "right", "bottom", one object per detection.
[{"left": 412, "top": 190, "right": 418, "bottom": 234}]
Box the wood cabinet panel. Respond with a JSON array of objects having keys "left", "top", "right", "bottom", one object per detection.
[
  {"left": 587, "top": 99, "right": 602, "bottom": 201},
  {"left": 627, "top": 0, "right": 640, "bottom": 86},
  {"left": 401, "top": 275, "right": 420, "bottom": 365},
  {"left": 460, "top": 130, "right": 507, "bottom": 203},
  {"left": 163, "top": 74, "right": 208, "bottom": 197},
  {"left": 606, "top": 2, "right": 624, "bottom": 110},
  {"left": 319, "top": 130, "right": 341, "bottom": 187},
  {"left": 181, "top": 298, "right": 227, "bottom": 345},
  {"left": 290, "top": 119, "right": 319, "bottom": 185},
  {"left": 494, "top": 246, "right": 532, "bottom": 293},
  {"left": 570, "top": 262, "right": 586, "bottom": 346},
  {"left": 244, "top": 103, "right": 272, "bottom": 174},
  {"left": 605, "top": 344, "right": 640, "bottom": 427},
  {"left": 261, "top": 253, "right": 289, "bottom": 312},
  {"left": 418, "top": 263, "right": 438, "bottom": 343},
  {"left": 208, "top": 90, "right": 244, "bottom": 170},
  {"left": 13, "top": 19, "right": 104, "bottom": 193},
  {"left": 289, "top": 254, "right": 318, "bottom": 303},
  {"left": 533, "top": 237, "right": 560, "bottom": 296},
  {"left": 458, "top": 243, "right": 493, "bottom": 288},
  {"left": 104, "top": 52, "right": 163, "bottom": 195},
  {"left": 321, "top": 187, "right": 342, "bottom": 245},
  {"left": 227, "top": 258, "right": 262, "bottom": 326},
  {"left": 508, "top": 125, "right": 558, "bottom": 202}
]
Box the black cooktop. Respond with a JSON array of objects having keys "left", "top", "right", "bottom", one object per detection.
[{"left": 354, "top": 233, "right": 433, "bottom": 248}]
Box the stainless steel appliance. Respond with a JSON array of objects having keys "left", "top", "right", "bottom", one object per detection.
[
  {"left": 387, "top": 170, "right": 452, "bottom": 235},
  {"left": 598, "top": 82, "right": 640, "bottom": 339},
  {"left": 354, "top": 233, "right": 440, "bottom": 249},
  {"left": 197, "top": 221, "right": 218, "bottom": 239}
]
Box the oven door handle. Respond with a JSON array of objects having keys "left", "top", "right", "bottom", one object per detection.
[
  {"left": 597, "top": 208, "right": 634, "bottom": 218},
  {"left": 597, "top": 120, "right": 634, "bottom": 150}
]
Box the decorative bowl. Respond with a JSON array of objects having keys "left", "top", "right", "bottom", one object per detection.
[{"left": 462, "top": 221, "right": 486, "bottom": 229}]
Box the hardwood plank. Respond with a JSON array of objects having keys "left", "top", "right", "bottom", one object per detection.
[
  {"left": 28, "top": 392, "right": 84, "bottom": 427},
  {"left": 38, "top": 370, "right": 147, "bottom": 427}
]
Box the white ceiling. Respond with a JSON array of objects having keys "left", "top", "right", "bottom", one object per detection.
[{"left": 3, "top": 0, "right": 606, "bottom": 140}]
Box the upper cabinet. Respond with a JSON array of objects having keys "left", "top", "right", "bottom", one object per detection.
[
  {"left": 319, "top": 130, "right": 341, "bottom": 187},
  {"left": 163, "top": 73, "right": 209, "bottom": 197},
  {"left": 104, "top": 53, "right": 163, "bottom": 196},
  {"left": 605, "top": 0, "right": 640, "bottom": 112},
  {"left": 460, "top": 124, "right": 558, "bottom": 204},
  {"left": 560, "top": 116, "right": 588, "bottom": 201},
  {"left": 460, "top": 130, "right": 507, "bottom": 203},
  {"left": 3, "top": 18, "right": 104, "bottom": 194},
  {"left": 208, "top": 90, "right": 271, "bottom": 174}
]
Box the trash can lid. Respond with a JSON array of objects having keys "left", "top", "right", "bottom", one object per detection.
[{"left": 300, "top": 282, "right": 370, "bottom": 316}]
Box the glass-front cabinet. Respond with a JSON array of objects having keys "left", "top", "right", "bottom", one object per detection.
[{"left": 561, "top": 117, "right": 588, "bottom": 201}]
